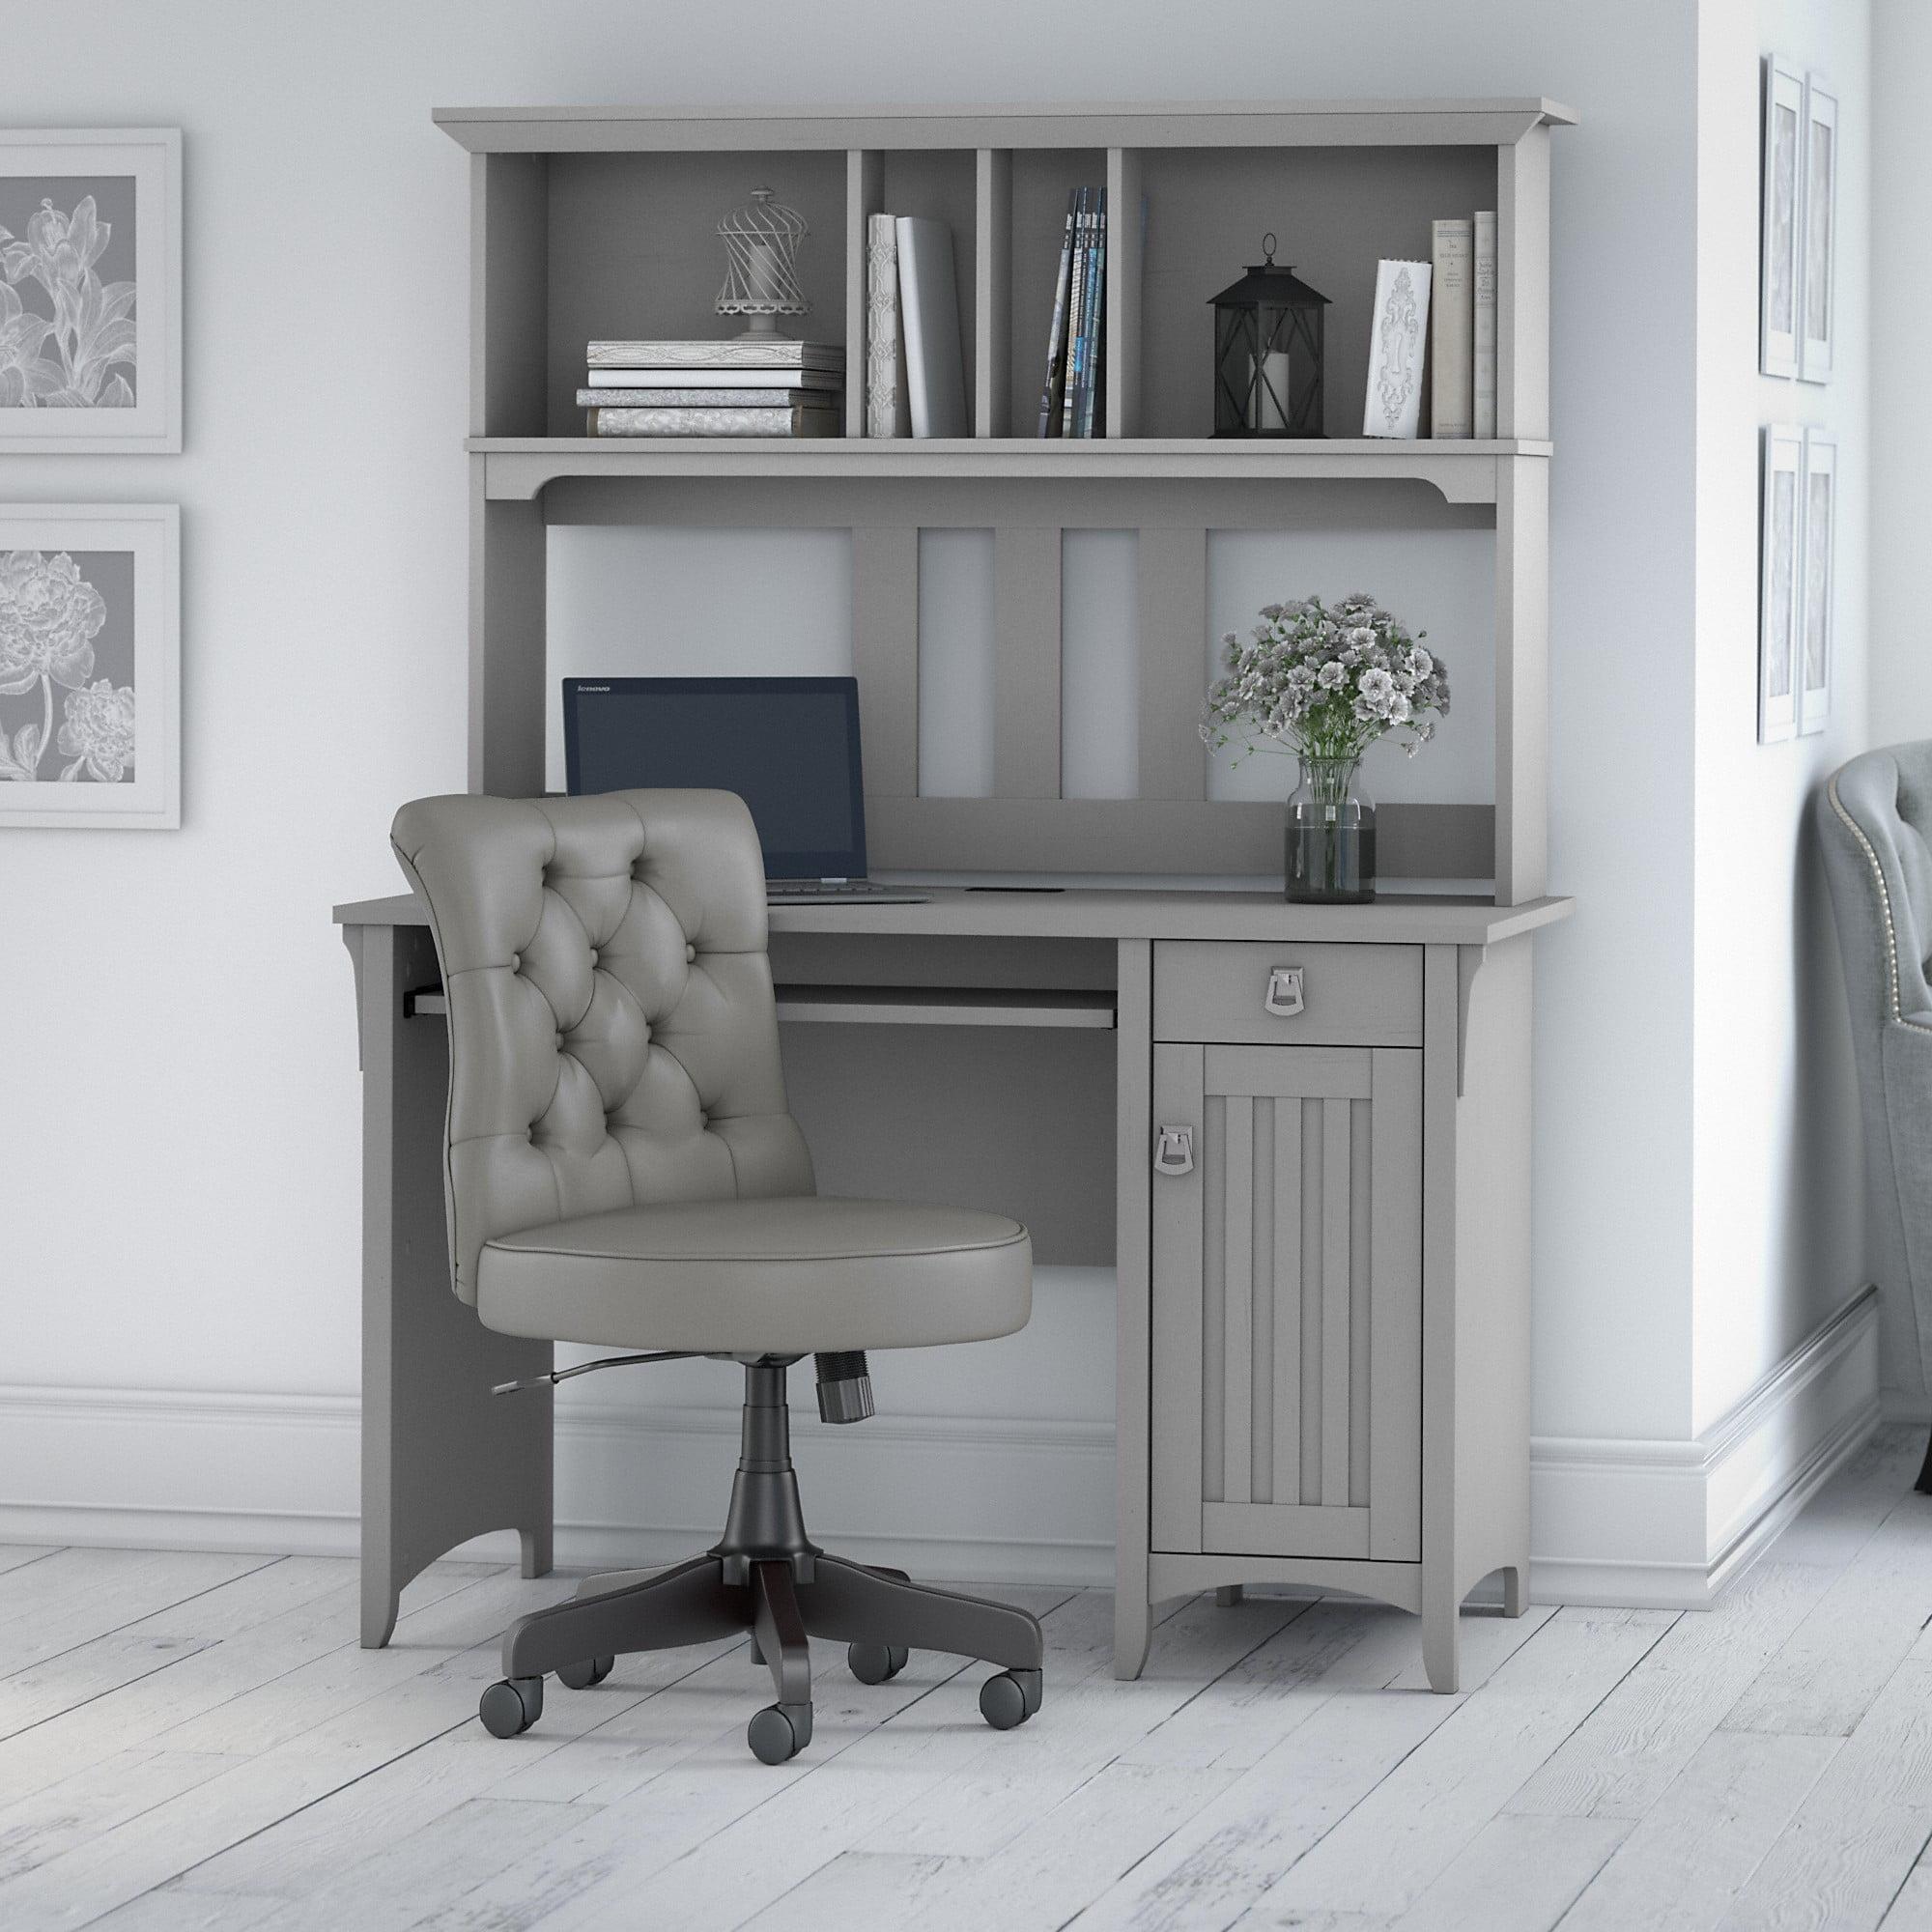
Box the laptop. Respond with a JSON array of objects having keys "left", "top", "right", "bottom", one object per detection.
[{"left": 562, "top": 675, "right": 927, "bottom": 905}]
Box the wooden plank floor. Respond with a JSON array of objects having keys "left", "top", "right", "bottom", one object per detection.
[{"left": 1, "top": 1424, "right": 1929, "bottom": 1931}]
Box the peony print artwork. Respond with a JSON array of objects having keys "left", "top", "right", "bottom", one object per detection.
[
  {"left": 0, "top": 176, "right": 137, "bottom": 409},
  {"left": 0, "top": 549, "right": 136, "bottom": 782}
]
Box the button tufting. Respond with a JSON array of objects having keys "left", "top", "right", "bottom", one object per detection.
[
  {"left": 509, "top": 952, "right": 521, "bottom": 972},
  {"left": 685, "top": 944, "right": 696, "bottom": 963}
]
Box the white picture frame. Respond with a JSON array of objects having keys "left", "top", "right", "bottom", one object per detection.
[
  {"left": 1760, "top": 59, "right": 1804, "bottom": 381},
  {"left": 1759, "top": 427, "right": 1802, "bottom": 744},
  {"left": 0, "top": 503, "right": 180, "bottom": 827},
  {"left": 1798, "top": 430, "right": 1835, "bottom": 735},
  {"left": 0, "top": 129, "right": 182, "bottom": 453},
  {"left": 1800, "top": 76, "right": 1837, "bottom": 384}
]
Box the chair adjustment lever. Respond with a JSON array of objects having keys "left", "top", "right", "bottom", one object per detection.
[
  {"left": 493, "top": 1350, "right": 696, "bottom": 1395},
  {"left": 814, "top": 1350, "right": 874, "bottom": 1424}
]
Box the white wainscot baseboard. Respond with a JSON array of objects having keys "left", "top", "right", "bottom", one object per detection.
[
  {"left": 0, "top": 1383, "right": 1117, "bottom": 1587},
  {"left": 0, "top": 1289, "right": 1883, "bottom": 1607},
  {"left": 1525, "top": 1285, "right": 1882, "bottom": 1610}
]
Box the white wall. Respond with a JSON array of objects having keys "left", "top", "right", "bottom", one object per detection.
[
  {"left": 7, "top": 0, "right": 1854, "bottom": 1587},
  {"left": 1870, "top": 0, "right": 1932, "bottom": 743},
  {"left": 1686, "top": 0, "right": 1873, "bottom": 1435}
]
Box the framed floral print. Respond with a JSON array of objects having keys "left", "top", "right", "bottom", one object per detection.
[
  {"left": 0, "top": 504, "right": 179, "bottom": 828},
  {"left": 0, "top": 129, "right": 181, "bottom": 453},
  {"left": 1760, "top": 59, "right": 1804, "bottom": 381},
  {"left": 1798, "top": 431, "right": 1835, "bottom": 735},
  {"left": 1759, "top": 427, "right": 1802, "bottom": 745},
  {"left": 1800, "top": 77, "right": 1837, "bottom": 384}
]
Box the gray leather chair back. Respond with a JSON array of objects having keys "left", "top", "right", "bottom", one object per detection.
[
  {"left": 1818, "top": 743, "right": 1932, "bottom": 1400},
  {"left": 391, "top": 789, "right": 814, "bottom": 1303}
]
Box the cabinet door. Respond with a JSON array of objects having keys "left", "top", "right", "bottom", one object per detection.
[{"left": 1150, "top": 1043, "right": 1421, "bottom": 1562}]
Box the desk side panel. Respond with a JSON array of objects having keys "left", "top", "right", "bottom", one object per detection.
[
  {"left": 1115, "top": 939, "right": 1154, "bottom": 1677},
  {"left": 1451, "top": 934, "right": 1533, "bottom": 1606},
  {"left": 355, "top": 921, "right": 553, "bottom": 1646}
]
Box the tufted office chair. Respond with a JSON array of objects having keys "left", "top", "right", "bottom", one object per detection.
[
  {"left": 1818, "top": 744, "right": 1932, "bottom": 1492},
  {"left": 391, "top": 788, "right": 1044, "bottom": 1762}
]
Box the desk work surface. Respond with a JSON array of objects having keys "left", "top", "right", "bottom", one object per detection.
[{"left": 333, "top": 884, "right": 1573, "bottom": 947}]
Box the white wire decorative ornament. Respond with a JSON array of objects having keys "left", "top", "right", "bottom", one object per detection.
[{"left": 716, "top": 187, "right": 810, "bottom": 338}]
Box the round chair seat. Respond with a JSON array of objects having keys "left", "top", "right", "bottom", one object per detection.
[{"left": 476, "top": 1195, "right": 1032, "bottom": 1354}]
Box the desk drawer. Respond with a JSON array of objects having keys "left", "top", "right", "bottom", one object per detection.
[{"left": 1153, "top": 941, "right": 1422, "bottom": 1046}]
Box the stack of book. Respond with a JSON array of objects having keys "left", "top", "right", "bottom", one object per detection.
[
  {"left": 864, "top": 217, "right": 968, "bottom": 439},
  {"left": 580, "top": 339, "right": 843, "bottom": 438},
  {"left": 1034, "top": 186, "right": 1107, "bottom": 438},
  {"left": 1427, "top": 211, "right": 1498, "bottom": 439}
]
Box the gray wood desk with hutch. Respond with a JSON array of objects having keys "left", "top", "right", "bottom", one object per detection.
[{"left": 338, "top": 95, "right": 1574, "bottom": 1691}]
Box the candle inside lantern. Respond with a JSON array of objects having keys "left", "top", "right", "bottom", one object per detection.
[{"left": 1249, "top": 349, "right": 1292, "bottom": 431}]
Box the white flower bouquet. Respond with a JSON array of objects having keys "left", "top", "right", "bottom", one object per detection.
[{"left": 1202, "top": 593, "right": 1449, "bottom": 767}]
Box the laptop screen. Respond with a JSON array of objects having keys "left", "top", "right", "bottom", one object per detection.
[{"left": 562, "top": 676, "right": 867, "bottom": 880}]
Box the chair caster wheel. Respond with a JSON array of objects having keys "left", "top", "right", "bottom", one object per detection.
[
  {"left": 748, "top": 1701, "right": 813, "bottom": 1765},
  {"left": 555, "top": 1656, "right": 614, "bottom": 1690},
  {"left": 479, "top": 1676, "right": 543, "bottom": 1738},
  {"left": 979, "top": 1666, "right": 1042, "bottom": 1730},
  {"left": 847, "top": 1641, "right": 908, "bottom": 1685}
]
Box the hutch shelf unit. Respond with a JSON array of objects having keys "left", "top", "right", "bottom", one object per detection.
[
  {"left": 436, "top": 96, "right": 1570, "bottom": 900},
  {"left": 383, "top": 99, "right": 1574, "bottom": 1690}
]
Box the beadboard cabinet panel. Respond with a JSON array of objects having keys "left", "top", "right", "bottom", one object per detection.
[{"left": 1150, "top": 1040, "right": 1421, "bottom": 1563}]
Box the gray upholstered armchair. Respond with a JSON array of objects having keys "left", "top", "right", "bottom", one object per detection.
[{"left": 1818, "top": 744, "right": 1932, "bottom": 1490}]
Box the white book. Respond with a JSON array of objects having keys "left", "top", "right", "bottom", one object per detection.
[
  {"left": 1472, "top": 210, "right": 1498, "bottom": 439},
  {"left": 588, "top": 405, "right": 840, "bottom": 438},
  {"left": 584, "top": 366, "right": 842, "bottom": 391},
  {"left": 866, "top": 213, "right": 910, "bottom": 438},
  {"left": 578, "top": 386, "right": 821, "bottom": 408},
  {"left": 895, "top": 215, "right": 969, "bottom": 439},
  {"left": 1362, "top": 259, "right": 1432, "bottom": 439},
  {"left": 1430, "top": 218, "right": 1474, "bottom": 439},
  {"left": 587, "top": 339, "right": 842, "bottom": 371}
]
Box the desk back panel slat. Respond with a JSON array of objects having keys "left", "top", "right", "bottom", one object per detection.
[
  {"left": 993, "top": 526, "right": 1063, "bottom": 799},
  {"left": 1137, "top": 525, "right": 1208, "bottom": 802}
]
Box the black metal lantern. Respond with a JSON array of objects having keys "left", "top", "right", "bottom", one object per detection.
[{"left": 1209, "top": 235, "right": 1329, "bottom": 438}]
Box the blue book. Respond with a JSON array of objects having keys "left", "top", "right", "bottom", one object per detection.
[
  {"left": 1061, "top": 189, "right": 1091, "bottom": 439},
  {"left": 1037, "top": 190, "right": 1079, "bottom": 438},
  {"left": 1081, "top": 187, "right": 1108, "bottom": 437}
]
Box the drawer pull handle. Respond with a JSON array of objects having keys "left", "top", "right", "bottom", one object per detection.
[
  {"left": 1153, "top": 1125, "right": 1195, "bottom": 1177},
  {"left": 1264, "top": 966, "right": 1306, "bottom": 1017}
]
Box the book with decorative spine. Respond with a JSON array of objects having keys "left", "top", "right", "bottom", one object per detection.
[
  {"left": 1429, "top": 218, "right": 1474, "bottom": 438},
  {"left": 1036, "top": 190, "right": 1079, "bottom": 437},
  {"left": 1472, "top": 209, "right": 1498, "bottom": 439},
  {"left": 588, "top": 405, "right": 840, "bottom": 438},
  {"left": 1362, "top": 258, "right": 1432, "bottom": 438},
  {"left": 587, "top": 339, "right": 843, "bottom": 371},
  {"left": 865, "top": 213, "right": 909, "bottom": 438}
]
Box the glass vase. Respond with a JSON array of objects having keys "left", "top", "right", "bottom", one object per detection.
[{"left": 1286, "top": 755, "right": 1377, "bottom": 903}]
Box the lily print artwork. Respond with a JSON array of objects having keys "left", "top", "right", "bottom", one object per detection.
[
  {"left": 0, "top": 548, "right": 136, "bottom": 783},
  {"left": 0, "top": 179, "right": 137, "bottom": 409}
]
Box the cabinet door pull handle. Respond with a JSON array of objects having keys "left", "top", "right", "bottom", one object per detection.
[
  {"left": 1153, "top": 1124, "right": 1195, "bottom": 1176},
  {"left": 1264, "top": 966, "right": 1306, "bottom": 1017}
]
